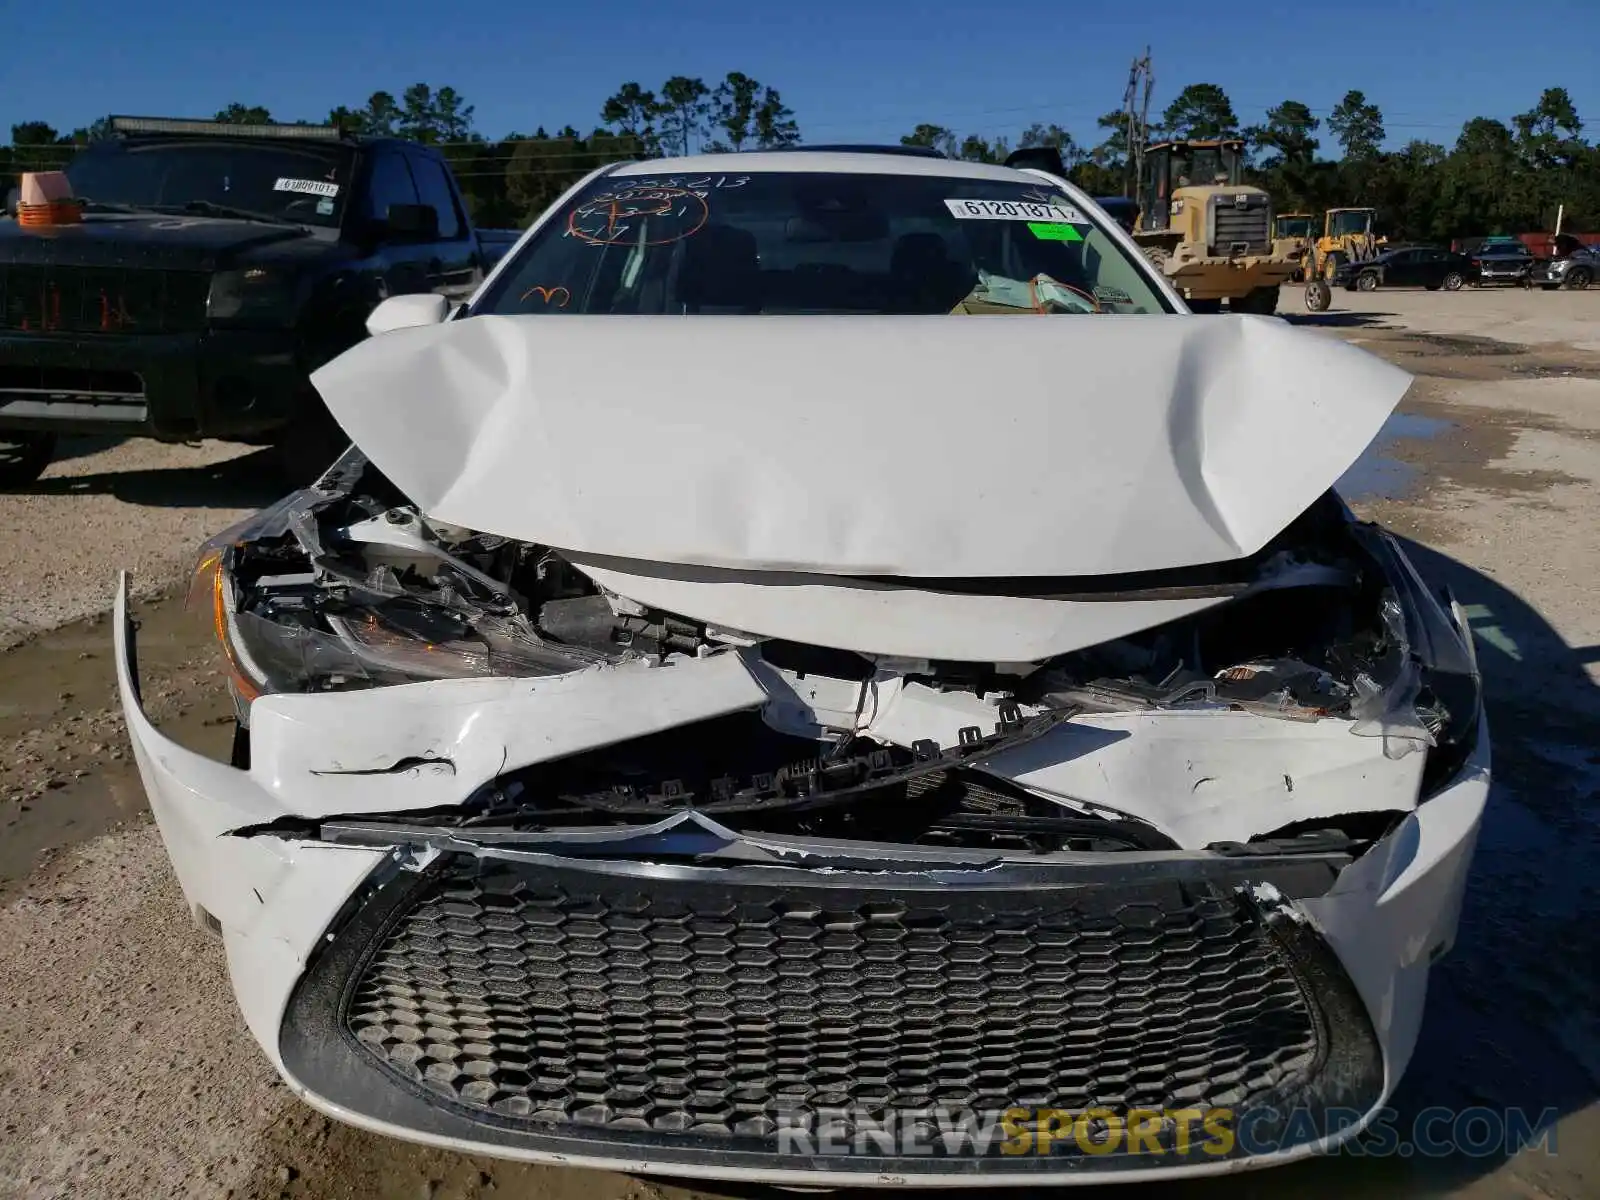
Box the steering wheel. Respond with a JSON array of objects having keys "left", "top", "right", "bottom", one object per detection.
[{"left": 280, "top": 195, "right": 326, "bottom": 216}]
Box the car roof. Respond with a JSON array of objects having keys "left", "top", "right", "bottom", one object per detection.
[{"left": 610, "top": 151, "right": 1038, "bottom": 183}]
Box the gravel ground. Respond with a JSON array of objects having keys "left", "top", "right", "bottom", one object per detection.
[
  {"left": 0, "top": 437, "right": 274, "bottom": 648},
  {"left": 2, "top": 284, "right": 1599, "bottom": 1199}
]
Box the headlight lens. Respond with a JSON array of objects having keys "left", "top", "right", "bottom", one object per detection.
[
  {"left": 207, "top": 265, "right": 298, "bottom": 326},
  {"left": 185, "top": 491, "right": 598, "bottom": 704},
  {"left": 1354, "top": 528, "right": 1484, "bottom": 795}
]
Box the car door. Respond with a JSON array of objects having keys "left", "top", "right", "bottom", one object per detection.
[
  {"left": 406, "top": 149, "right": 483, "bottom": 305},
  {"left": 1386, "top": 249, "right": 1422, "bottom": 286},
  {"left": 357, "top": 147, "right": 434, "bottom": 301},
  {"left": 1414, "top": 248, "right": 1448, "bottom": 287}
]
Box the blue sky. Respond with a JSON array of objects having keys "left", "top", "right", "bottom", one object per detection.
[{"left": 6, "top": 0, "right": 1598, "bottom": 155}]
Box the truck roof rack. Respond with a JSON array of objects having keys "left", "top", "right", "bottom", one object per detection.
[{"left": 109, "top": 115, "right": 349, "bottom": 142}]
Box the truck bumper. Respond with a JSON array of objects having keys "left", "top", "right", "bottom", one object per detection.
[
  {"left": 0, "top": 329, "right": 307, "bottom": 441},
  {"left": 1166, "top": 257, "right": 1300, "bottom": 301}
]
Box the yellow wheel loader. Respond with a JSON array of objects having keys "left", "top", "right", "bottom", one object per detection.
[
  {"left": 1316, "top": 208, "right": 1387, "bottom": 282},
  {"left": 1272, "top": 213, "right": 1318, "bottom": 281},
  {"left": 1128, "top": 139, "right": 1300, "bottom": 314}
]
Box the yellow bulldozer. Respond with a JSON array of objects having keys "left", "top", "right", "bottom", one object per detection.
[
  {"left": 1316, "top": 207, "right": 1387, "bottom": 281},
  {"left": 1127, "top": 138, "right": 1301, "bottom": 314}
]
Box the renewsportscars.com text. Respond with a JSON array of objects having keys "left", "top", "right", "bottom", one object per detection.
[{"left": 774, "top": 1105, "right": 1559, "bottom": 1160}]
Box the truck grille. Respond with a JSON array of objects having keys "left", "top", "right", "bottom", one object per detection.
[
  {"left": 0, "top": 264, "right": 208, "bottom": 334},
  {"left": 282, "top": 854, "right": 1382, "bottom": 1173},
  {"left": 1210, "top": 198, "right": 1270, "bottom": 256}
]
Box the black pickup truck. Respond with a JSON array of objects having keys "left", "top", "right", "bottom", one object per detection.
[{"left": 0, "top": 116, "right": 521, "bottom": 485}]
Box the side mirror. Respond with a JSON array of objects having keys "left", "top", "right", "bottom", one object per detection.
[
  {"left": 366, "top": 293, "right": 451, "bottom": 337},
  {"left": 1004, "top": 147, "right": 1068, "bottom": 178},
  {"left": 384, "top": 202, "right": 439, "bottom": 242}
]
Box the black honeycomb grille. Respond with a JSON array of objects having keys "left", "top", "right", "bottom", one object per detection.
[{"left": 336, "top": 859, "right": 1329, "bottom": 1147}]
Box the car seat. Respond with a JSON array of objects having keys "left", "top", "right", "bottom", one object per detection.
[
  {"left": 890, "top": 232, "right": 975, "bottom": 313},
  {"left": 678, "top": 225, "right": 763, "bottom": 314}
]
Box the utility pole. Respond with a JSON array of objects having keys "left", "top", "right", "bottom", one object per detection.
[{"left": 1121, "top": 48, "right": 1154, "bottom": 198}]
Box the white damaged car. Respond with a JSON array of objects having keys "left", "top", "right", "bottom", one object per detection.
[{"left": 116, "top": 150, "right": 1488, "bottom": 1185}]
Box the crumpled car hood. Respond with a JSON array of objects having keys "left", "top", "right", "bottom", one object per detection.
[{"left": 311, "top": 312, "right": 1410, "bottom": 579}]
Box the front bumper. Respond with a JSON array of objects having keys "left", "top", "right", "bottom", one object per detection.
[
  {"left": 0, "top": 328, "right": 305, "bottom": 439},
  {"left": 114, "top": 577, "right": 1491, "bottom": 1185}
]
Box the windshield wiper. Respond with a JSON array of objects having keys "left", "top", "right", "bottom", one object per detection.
[
  {"left": 76, "top": 198, "right": 145, "bottom": 214},
  {"left": 149, "top": 201, "right": 299, "bottom": 226}
]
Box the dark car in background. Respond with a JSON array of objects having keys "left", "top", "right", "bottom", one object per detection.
[
  {"left": 0, "top": 116, "right": 515, "bottom": 487},
  {"left": 1338, "top": 244, "right": 1473, "bottom": 292},
  {"left": 1471, "top": 243, "right": 1537, "bottom": 287}
]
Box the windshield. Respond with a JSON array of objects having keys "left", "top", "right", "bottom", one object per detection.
[
  {"left": 1276, "top": 216, "right": 1315, "bottom": 238},
  {"left": 1169, "top": 146, "right": 1237, "bottom": 188},
  {"left": 475, "top": 170, "right": 1171, "bottom": 317},
  {"left": 65, "top": 140, "right": 353, "bottom": 227},
  {"left": 1328, "top": 210, "right": 1373, "bottom": 237}
]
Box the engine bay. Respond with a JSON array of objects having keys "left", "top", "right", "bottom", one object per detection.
[{"left": 198, "top": 450, "right": 1481, "bottom": 854}]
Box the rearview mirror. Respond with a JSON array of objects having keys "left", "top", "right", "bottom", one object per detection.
[
  {"left": 366, "top": 293, "right": 451, "bottom": 337},
  {"left": 384, "top": 203, "right": 439, "bottom": 242}
]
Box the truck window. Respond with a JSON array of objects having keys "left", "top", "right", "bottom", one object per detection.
[
  {"left": 361, "top": 150, "right": 420, "bottom": 222},
  {"left": 64, "top": 140, "right": 353, "bottom": 228},
  {"left": 409, "top": 154, "right": 463, "bottom": 240}
]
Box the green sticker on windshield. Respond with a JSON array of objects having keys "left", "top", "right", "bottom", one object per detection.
[{"left": 1029, "top": 221, "right": 1083, "bottom": 242}]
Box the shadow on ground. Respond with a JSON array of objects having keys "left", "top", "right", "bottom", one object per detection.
[
  {"left": 29, "top": 445, "right": 284, "bottom": 509},
  {"left": 247, "top": 541, "right": 1599, "bottom": 1200},
  {"left": 52, "top": 434, "right": 127, "bottom": 465},
  {"left": 1283, "top": 311, "right": 1396, "bottom": 329}
]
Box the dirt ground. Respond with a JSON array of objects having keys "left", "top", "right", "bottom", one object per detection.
[{"left": 1, "top": 284, "right": 1598, "bottom": 1199}]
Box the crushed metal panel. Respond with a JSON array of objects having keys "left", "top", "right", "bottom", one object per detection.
[
  {"left": 311, "top": 313, "right": 1411, "bottom": 578},
  {"left": 244, "top": 650, "right": 768, "bottom": 817},
  {"left": 568, "top": 551, "right": 1231, "bottom": 660},
  {"left": 981, "top": 709, "right": 1427, "bottom": 849}
]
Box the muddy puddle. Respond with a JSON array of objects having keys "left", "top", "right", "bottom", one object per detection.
[
  {"left": 1339, "top": 412, "right": 1455, "bottom": 502},
  {"left": 0, "top": 589, "right": 230, "bottom": 896}
]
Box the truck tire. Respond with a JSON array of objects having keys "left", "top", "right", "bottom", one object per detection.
[
  {"left": 1234, "top": 287, "right": 1280, "bottom": 315},
  {"left": 1323, "top": 251, "right": 1345, "bottom": 282},
  {"left": 0, "top": 432, "right": 56, "bottom": 489},
  {"left": 273, "top": 393, "right": 352, "bottom": 487},
  {"left": 1304, "top": 279, "right": 1332, "bottom": 313}
]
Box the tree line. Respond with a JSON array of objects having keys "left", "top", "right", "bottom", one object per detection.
[
  {"left": 901, "top": 84, "right": 1598, "bottom": 243},
  {"left": 5, "top": 78, "right": 1595, "bottom": 239},
  {"left": 0, "top": 74, "right": 798, "bottom": 228}
]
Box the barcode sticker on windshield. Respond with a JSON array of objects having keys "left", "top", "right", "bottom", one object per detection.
[
  {"left": 274, "top": 178, "right": 340, "bottom": 197},
  {"left": 945, "top": 198, "right": 1085, "bottom": 223}
]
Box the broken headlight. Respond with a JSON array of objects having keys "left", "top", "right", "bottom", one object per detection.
[
  {"left": 1355, "top": 527, "right": 1484, "bottom": 795},
  {"left": 185, "top": 497, "right": 602, "bottom": 703}
]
